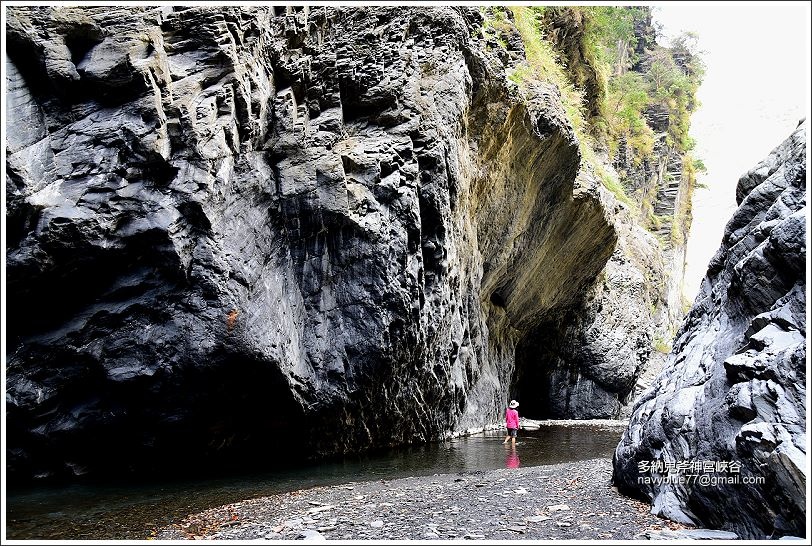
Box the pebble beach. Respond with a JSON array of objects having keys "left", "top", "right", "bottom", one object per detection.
[{"left": 156, "top": 458, "right": 690, "bottom": 541}]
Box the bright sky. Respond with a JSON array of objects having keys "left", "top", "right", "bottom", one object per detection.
[{"left": 653, "top": 1, "right": 811, "bottom": 300}]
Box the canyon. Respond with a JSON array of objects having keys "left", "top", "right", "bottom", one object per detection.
[{"left": 2, "top": 5, "right": 720, "bottom": 489}]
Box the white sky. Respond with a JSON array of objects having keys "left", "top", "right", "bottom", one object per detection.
[{"left": 652, "top": 1, "right": 811, "bottom": 300}]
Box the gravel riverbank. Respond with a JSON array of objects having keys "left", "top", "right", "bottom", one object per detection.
[{"left": 156, "top": 458, "right": 689, "bottom": 540}]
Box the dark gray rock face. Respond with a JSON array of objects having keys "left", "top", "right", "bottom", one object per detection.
[
  {"left": 5, "top": 5, "right": 624, "bottom": 481},
  {"left": 515, "top": 7, "right": 693, "bottom": 421},
  {"left": 613, "top": 120, "right": 807, "bottom": 538},
  {"left": 5, "top": 6, "right": 679, "bottom": 482}
]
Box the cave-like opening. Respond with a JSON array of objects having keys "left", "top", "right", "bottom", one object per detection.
[
  {"left": 511, "top": 310, "right": 631, "bottom": 421},
  {"left": 511, "top": 321, "right": 563, "bottom": 419}
]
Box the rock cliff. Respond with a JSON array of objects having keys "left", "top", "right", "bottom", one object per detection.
[
  {"left": 511, "top": 7, "right": 692, "bottom": 419},
  {"left": 6, "top": 6, "right": 682, "bottom": 481},
  {"left": 613, "top": 120, "right": 807, "bottom": 538}
]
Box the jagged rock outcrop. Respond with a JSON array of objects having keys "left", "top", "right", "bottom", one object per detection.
[
  {"left": 613, "top": 120, "right": 807, "bottom": 538},
  {"left": 501, "top": 7, "right": 685, "bottom": 420},
  {"left": 607, "top": 11, "right": 697, "bottom": 404},
  {"left": 502, "top": 7, "right": 692, "bottom": 420},
  {"left": 5, "top": 5, "right": 674, "bottom": 481},
  {"left": 4, "top": 5, "right": 603, "bottom": 480}
]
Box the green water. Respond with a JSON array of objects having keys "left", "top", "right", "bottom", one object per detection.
[{"left": 5, "top": 424, "right": 624, "bottom": 540}]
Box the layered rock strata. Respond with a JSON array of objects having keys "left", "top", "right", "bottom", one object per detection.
[
  {"left": 613, "top": 120, "right": 807, "bottom": 538},
  {"left": 6, "top": 5, "right": 675, "bottom": 480},
  {"left": 510, "top": 7, "right": 690, "bottom": 419}
]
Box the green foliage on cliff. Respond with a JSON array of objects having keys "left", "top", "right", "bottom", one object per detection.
[
  {"left": 507, "top": 6, "right": 588, "bottom": 138},
  {"left": 507, "top": 6, "right": 630, "bottom": 204},
  {"left": 582, "top": 6, "right": 647, "bottom": 67},
  {"left": 671, "top": 154, "right": 700, "bottom": 246},
  {"left": 495, "top": 5, "right": 704, "bottom": 243},
  {"left": 606, "top": 72, "right": 655, "bottom": 163},
  {"left": 653, "top": 335, "right": 672, "bottom": 354},
  {"left": 665, "top": 32, "right": 706, "bottom": 149},
  {"left": 587, "top": 11, "right": 704, "bottom": 167}
]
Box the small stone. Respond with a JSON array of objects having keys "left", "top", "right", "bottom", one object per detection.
[
  {"left": 645, "top": 529, "right": 739, "bottom": 540},
  {"left": 298, "top": 530, "right": 327, "bottom": 542},
  {"left": 514, "top": 487, "right": 528, "bottom": 494},
  {"left": 308, "top": 505, "right": 335, "bottom": 514},
  {"left": 370, "top": 520, "right": 384, "bottom": 528},
  {"left": 547, "top": 504, "right": 570, "bottom": 512},
  {"left": 526, "top": 515, "right": 551, "bottom": 523}
]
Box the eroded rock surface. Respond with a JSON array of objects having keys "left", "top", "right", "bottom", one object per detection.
[
  {"left": 6, "top": 6, "right": 677, "bottom": 481},
  {"left": 613, "top": 120, "right": 807, "bottom": 538}
]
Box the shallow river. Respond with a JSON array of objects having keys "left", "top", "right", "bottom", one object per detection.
[{"left": 6, "top": 424, "right": 624, "bottom": 540}]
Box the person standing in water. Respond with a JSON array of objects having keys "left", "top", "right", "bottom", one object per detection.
[{"left": 503, "top": 400, "right": 519, "bottom": 445}]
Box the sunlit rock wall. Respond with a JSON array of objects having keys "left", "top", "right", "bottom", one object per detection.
[{"left": 614, "top": 120, "right": 807, "bottom": 539}]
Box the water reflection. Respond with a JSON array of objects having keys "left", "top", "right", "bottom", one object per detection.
[
  {"left": 6, "top": 424, "right": 623, "bottom": 540},
  {"left": 505, "top": 446, "right": 520, "bottom": 469}
]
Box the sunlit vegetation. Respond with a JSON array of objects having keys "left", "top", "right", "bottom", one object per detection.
[
  {"left": 483, "top": 6, "right": 705, "bottom": 223},
  {"left": 507, "top": 6, "right": 589, "bottom": 140}
]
